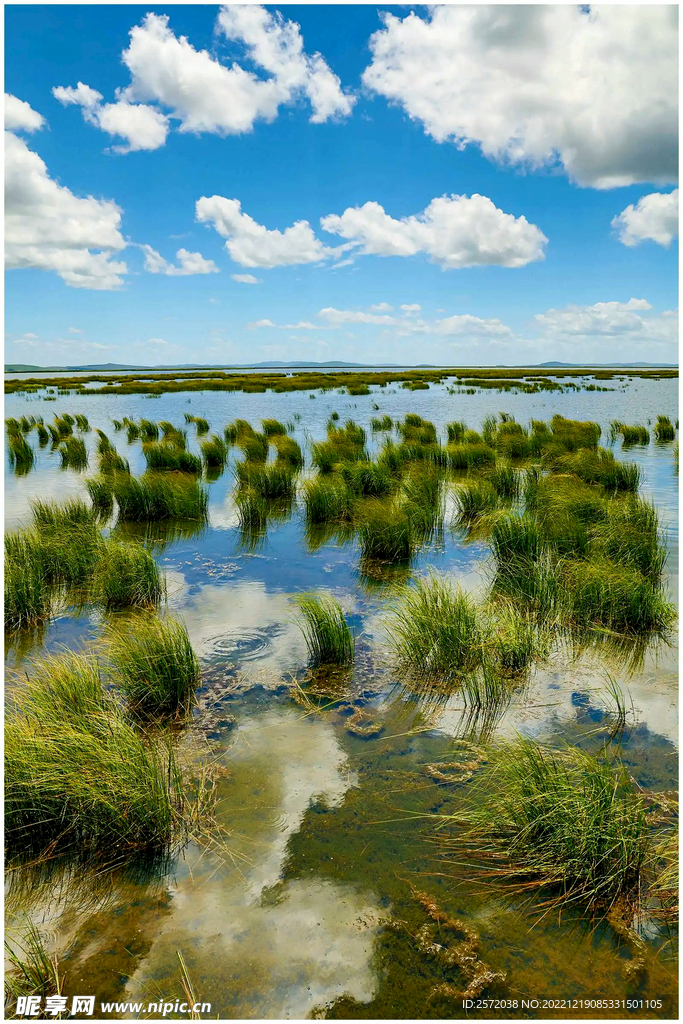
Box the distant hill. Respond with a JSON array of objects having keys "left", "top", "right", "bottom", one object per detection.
[{"left": 5, "top": 360, "right": 678, "bottom": 373}]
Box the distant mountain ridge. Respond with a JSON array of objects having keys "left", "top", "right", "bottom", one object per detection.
[{"left": 5, "top": 360, "right": 678, "bottom": 373}]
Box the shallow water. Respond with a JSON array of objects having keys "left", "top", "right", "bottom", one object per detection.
[{"left": 5, "top": 378, "right": 678, "bottom": 1019}]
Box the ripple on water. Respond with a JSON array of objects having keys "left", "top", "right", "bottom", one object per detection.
[{"left": 204, "top": 624, "right": 283, "bottom": 663}]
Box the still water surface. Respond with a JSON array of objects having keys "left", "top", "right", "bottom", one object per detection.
[{"left": 5, "top": 377, "right": 678, "bottom": 1018}]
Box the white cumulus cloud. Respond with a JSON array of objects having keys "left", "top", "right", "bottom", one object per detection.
[
  {"left": 5, "top": 101, "right": 127, "bottom": 290},
  {"left": 141, "top": 244, "right": 218, "bottom": 276},
  {"left": 53, "top": 82, "right": 169, "bottom": 152},
  {"left": 320, "top": 194, "right": 546, "bottom": 269},
  {"left": 5, "top": 93, "right": 45, "bottom": 132},
  {"left": 534, "top": 299, "right": 675, "bottom": 345},
  {"left": 362, "top": 5, "right": 677, "bottom": 189},
  {"left": 368, "top": 302, "right": 393, "bottom": 312},
  {"left": 53, "top": 7, "right": 352, "bottom": 151},
  {"left": 612, "top": 190, "right": 679, "bottom": 248},
  {"left": 196, "top": 196, "right": 333, "bottom": 268}
]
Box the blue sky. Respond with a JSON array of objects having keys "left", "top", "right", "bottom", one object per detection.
[{"left": 5, "top": 4, "right": 678, "bottom": 367}]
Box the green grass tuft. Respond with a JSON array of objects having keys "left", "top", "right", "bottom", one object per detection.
[
  {"left": 93, "top": 540, "right": 165, "bottom": 609},
  {"left": 386, "top": 573, "right": 481, "bottom": 681},
  {"left": 295, "top": 592, "right": 355, "bottom": 666},
  {"left": 457, "top": 739, "right": 650, "bottom": 913},
  {"left": 105, "top": 616, "right": 199, "bottom": 718}
]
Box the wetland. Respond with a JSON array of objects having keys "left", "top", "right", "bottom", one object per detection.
[{"left": 4, "top": 370, "right": 679, "bottom": 1019}]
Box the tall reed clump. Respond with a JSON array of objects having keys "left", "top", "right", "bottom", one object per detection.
[
  {"left": 654, "top": 415, "right": 675, "bottom": 442},
  {"left": 75, "top": 414, "right": 89, "bottom": 431},
  {"left": 262, "top": 418, "right": 287, "bottom": 436},
  {"left": 139, "top": 419, "right": 160, "bottom": 442},
  {"left": 92, "top": 540, "right": 164, "bottom": 609},
  {"left": 455, "top": 739, "right": 650, "bottom": 913},
  {"left": 447, "top": 442, "right": 495, "bottom": 470},
  {"left": 5, "top": 532, "right": 51, "bottom": 629},
  {"left": 591, "top": 497, "right": 666, "bottom": 582},
  {"left": 236, "top": 462, "right": 296, "bottom": 499},
  {"left": 105, "top": 616, "right": 199, "bottom": 718},
  {"left": 446, "top": 421, "right": 467, "bottom": 443},
  {"left": 312, "top": 421, "right": 367, "bottom": 472},
  {"left": 560, "top": 559, "right": 675, "bottom": 636},
  {"left": 5, "top": 652, "right": 188, "bottom": 859},
  {"left": 58, "top": 436, "right": 88, "bottom": 470},
  {"left": 488, "top": 464, "right": 520, "bottom": 499},
  {"left": 371, "top": 415, "right": 393, "bottom": 432},
  {"left": 238, "top": 431, "right": 269, "bottom": 463},
  {"left": 7, "top": 433, "right": 35, "bottom": 473},
  {"left": 143, "top": 442, "right": 201, "bottom": 475},
  {"left": 386, "top": 573, "right": 481, "bottom": 681},
  {"left": 610, "top": 421, "right": 650, "bottom": 446},
  {"left": 357, "top": 500, "right": 415, "bottom": 562},
  {"left": 302, "top": 476, "right": 353, "bottom": 524},
  {"left": 295, "top": 592, "right": 355, "bottom": 666},
  {"left": 114, "top": 475, "right": 208, "bottom": 522},
  {"left": 340, "top": 460, "right": 394, "bottom": 498},
  {"left": 200, "top": 434, "right": 228, "bottom": 470},
  {"left": 272, "top": 434, "right": 304, "bottom": 470},
  {"left": 86, "top": 477, "right": 115, "bottom": 519},
  {"left": 453, "top": 479, "right": 499, "bottom": 525}
]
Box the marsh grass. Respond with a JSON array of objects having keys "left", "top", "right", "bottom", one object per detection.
[
  {"left": 139, "top": 419, "right": 160, "bottom": 442},
  {"left": 99, "top": 448, "right": 130, "bottom": 474},
  {"left": 591, "top": 497, "right": 666, "bottom": 582},
  {"left": 273, "top": 434, "right": 304, "bottom": 469},
  {"left": 295, "top": 593, "right": 355, "bottom": 666},
  {"left": 7, "top": 433, "right": 35, "bottom": 473},
  {"left": 200, "top": 434, "right": 228, "bottom": 470},
  {"left": 35, "top": 423, "right": 50, "bottom": 447},
  {"left": 454, "top": 739, "right": 650, "bottom": 913},
  {"left": 453, "top": 479, "right": 499, "bottom": 525},
  {"left": 611, "top": 422, "right": 650, "bottom": 446},
  {"left": 488, "top": 464, "right": 520, "bottom": 499},
  {"left": 93, "top": 541, "right": 164, "bottom": 609},
  {"left": 302, "top": 476, "right": 354, "bottom": 524},
  {"left": 86, "top": 477, "right": 115, "bottom": 519},
  {"left": 114, "top": 475, "right": 208, "bottom": 522},
  {"left": 491, "top": 513, "right": 543, "bottom": 566},
  {"left": 143, "top": 442, "right": 201, "bottom": 474},
  {"left": 238, "top": 432, "right": 269, "bottom": 463},
  {"left": 5, "top": 652, "right": 191, "bottom": 859},
  {"left": 58, "top": 436, "right": 88, "bottom": 470},
  {"left": 386, "top": 574, "right": 481, "bottom": 681},
  {"left": 5, "top": 533, "right": 51, "bottom": 629},
  {"left": 262, "top": 418, "right": 287, "bottom": 436},
  {"left": 75, "top": 414, "right": 89, "bottom": 431},
  {"left": 236, "top": 462, "right": 296, "bottom": 499},
  {"left": 446, "top": 421, "right": 467, "bottom": 443},
  {"left": 357, "top": 500, "right": 415, "bottom": 562},
  {"left": 561, "top": 559, "right": 675, "bottom": 636},
  {"left": 447, "top": 442, "right": 495, "bottom": 470},
  {"left": 654, "top": 416, "right": 675, "bottom": 442},
  {"left": 340, "top": 460, "right": 394, "bottom": 498},
  {"left": 4, "top": 921, "right": 63, "bottom": 1013},
  {"left": 105, "top": 616, "right": 199, "bottom": 718},
  {"left": 31, "top": 498, "right": 96, "bottom": 529},
  {"left": 484, "top": 604, "right": 541, "bottom": 675},
  {"left": 371, "top": 415, "right": 393, "bottom": 432}
]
